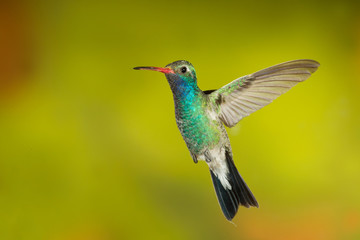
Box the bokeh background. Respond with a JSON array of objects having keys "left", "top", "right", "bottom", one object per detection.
[{"left": 1, "top": 0, "right": 360, "bottom": 239}]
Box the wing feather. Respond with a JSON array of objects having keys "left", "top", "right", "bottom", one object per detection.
[{"left": 208, "top": 59, "right": 319, "bottom": 127}]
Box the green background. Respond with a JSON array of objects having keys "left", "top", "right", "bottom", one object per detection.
[{"left": 1, "top": 0, "right": 359, "bottom": 239}]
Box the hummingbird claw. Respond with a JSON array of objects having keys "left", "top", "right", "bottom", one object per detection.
[
  {"left": 190, "top": 152, "right": 198, "bottom": 164},
  {"left": 204, "top": 150, "right": 213, "bottom": 163}
]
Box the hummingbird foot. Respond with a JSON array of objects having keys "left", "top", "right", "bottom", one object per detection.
[
  {"left": 190, "top": 152, "right": 198, "bottom": 164},
  {"left": 204, "top": 149, "right": 213, "bottom": 163}
]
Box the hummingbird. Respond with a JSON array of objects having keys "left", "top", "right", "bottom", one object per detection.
[{"left": 134, "top": 59, "right": 319, "bottom": 221}]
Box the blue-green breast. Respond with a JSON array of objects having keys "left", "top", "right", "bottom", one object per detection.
[{"left": 174, "top": 90, "right": 220, "bottom": 154}]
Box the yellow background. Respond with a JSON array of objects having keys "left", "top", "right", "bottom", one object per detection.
[{"left": 1, "top": 0, "right": 359, "bottom": 239}]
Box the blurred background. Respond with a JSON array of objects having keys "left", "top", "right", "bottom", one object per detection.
[{"left": 0, "top": 0, "right": 359, "bottom": 239}]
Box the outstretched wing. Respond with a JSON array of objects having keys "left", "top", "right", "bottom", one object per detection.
[{"left": 207, "top": 59, "right": 320, "bottom": 127}]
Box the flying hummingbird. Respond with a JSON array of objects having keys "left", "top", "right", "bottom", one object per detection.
[{"left": 134, "top": 59, "right": 319, "bottom": 221}]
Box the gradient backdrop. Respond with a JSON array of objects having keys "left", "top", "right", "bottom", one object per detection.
[{"left": 1, "top": 0, "right": 360, "bottom": 239}]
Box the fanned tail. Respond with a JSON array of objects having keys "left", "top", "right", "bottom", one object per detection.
[{"left": 210, "top": 151, "right": 258, "bottom": 221}]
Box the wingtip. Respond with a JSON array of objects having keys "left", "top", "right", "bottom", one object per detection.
[
  {"left": 294, "top": 59, "right": 320, "bottom": 68},
  {"left": 304, "top": 59, "right": 320, "bottom": 68}
]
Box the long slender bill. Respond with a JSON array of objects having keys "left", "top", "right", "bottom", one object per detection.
[{"left": 133, "top": 66, "right": 174, "bottom": 74}]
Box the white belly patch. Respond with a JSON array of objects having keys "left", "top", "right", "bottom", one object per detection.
[{"left": 199, "top": 147, "right": 231, "bottom": 190}]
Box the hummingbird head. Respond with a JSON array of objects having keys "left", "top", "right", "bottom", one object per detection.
[
  {"left": 164, "top": 60, "right": 197, "bottom": 84},
  {"left": 134, "top": 60, "right": 198, "bottom": 91}
]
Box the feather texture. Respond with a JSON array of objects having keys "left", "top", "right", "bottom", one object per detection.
[
  {"left": 210, "top": 150, "right": 258, "bottom": 220},
  {"left": 208, "top": 59, "right": 320, "bottom": 127}
]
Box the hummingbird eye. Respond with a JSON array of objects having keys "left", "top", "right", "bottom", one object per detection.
[{"left": 180, "top": 67, "right": 187, "bottom": 73}]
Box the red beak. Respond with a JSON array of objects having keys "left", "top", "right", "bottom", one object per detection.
[{"left": 133, "top": 66, "right": 174, "bottom": 74}]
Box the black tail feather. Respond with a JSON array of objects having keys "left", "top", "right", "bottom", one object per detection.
[{"left": 210, "top": 151, "right": 258, "bottom": 221}]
